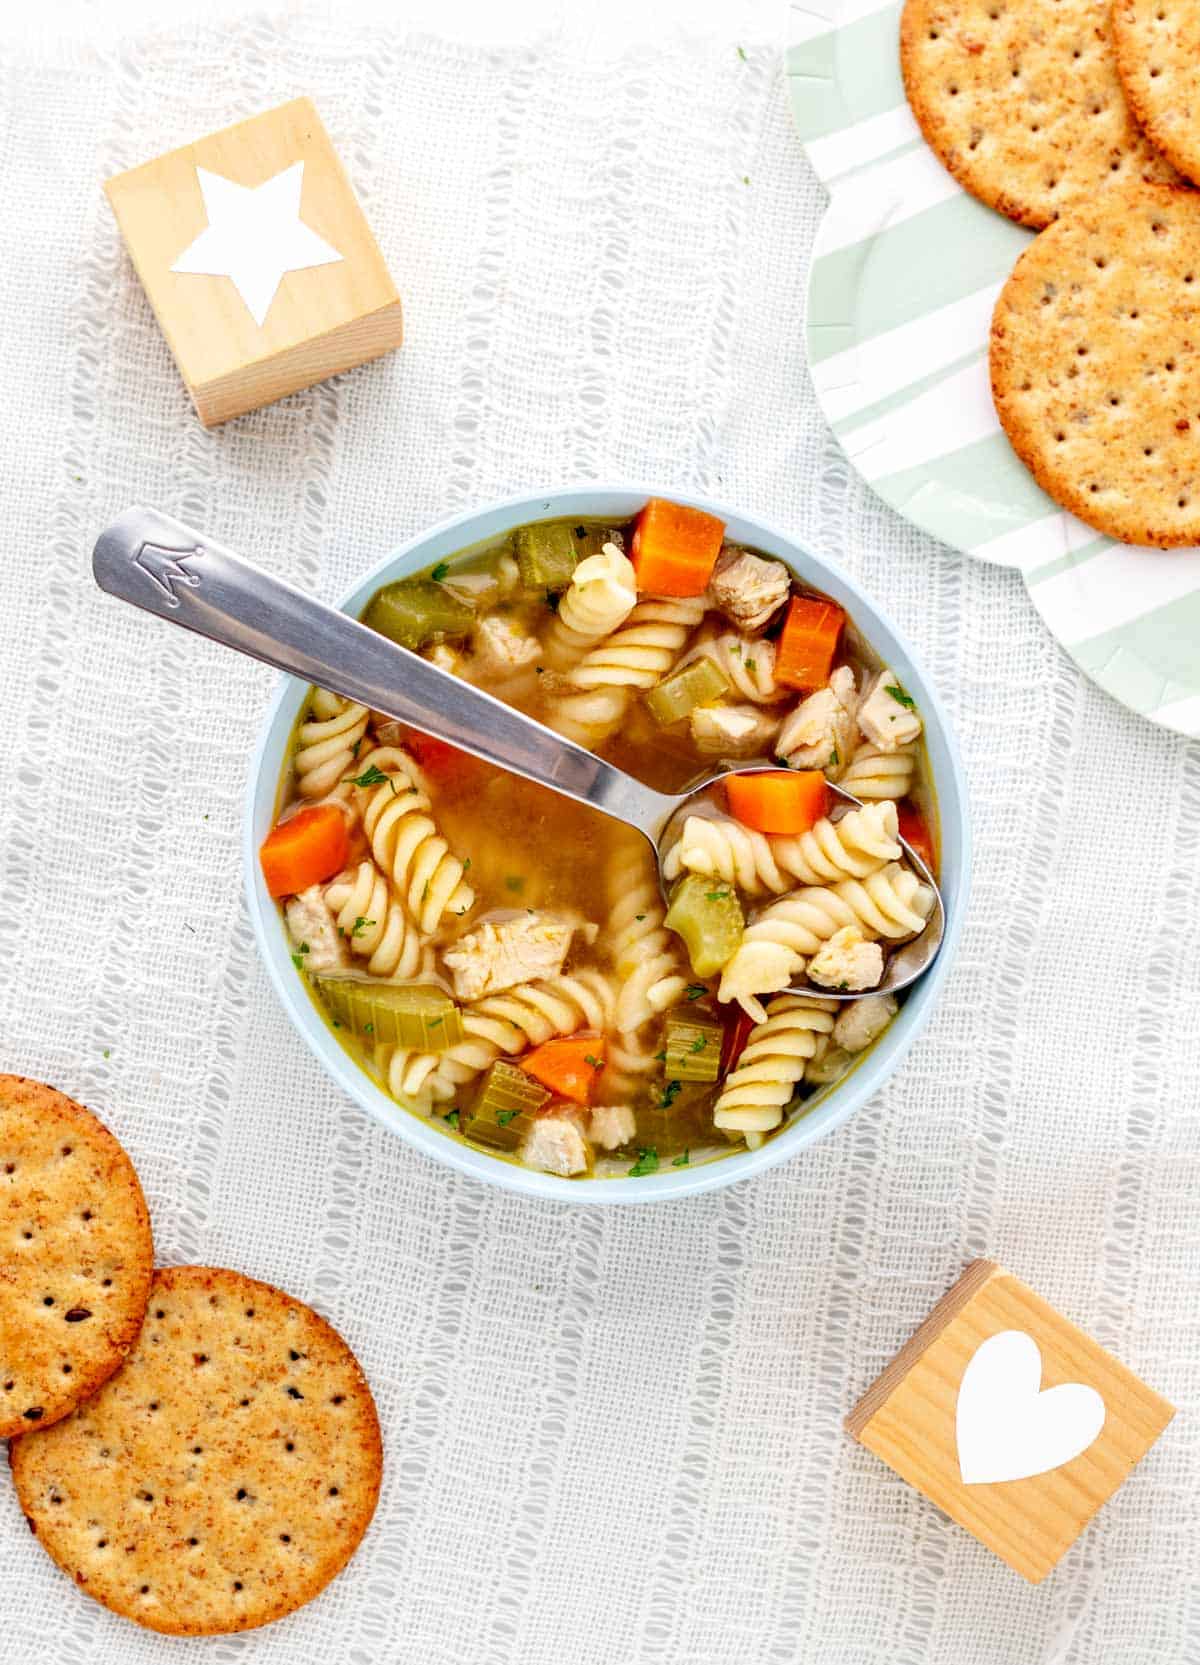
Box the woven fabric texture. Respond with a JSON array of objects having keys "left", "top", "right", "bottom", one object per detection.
[{"left": 0, "top": 6, "right": 1197, "bottom": 1662}]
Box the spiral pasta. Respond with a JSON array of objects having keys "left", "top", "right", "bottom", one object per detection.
[
  {"left": 840, "top": 740, "right": 917, "bottom": 801},
  {"left": 718, "top": 862, "right": 935, "bottom": 1019},
  {"left": 713, "top": 995, "right": 836, "bottom": 1148},
  {"left": 387, "top": 970, "right": 618, "bottom": 1108},
  {"left": 663, "top": 801, "right": 902, "bottom": 898},
  {"left": 294, "top": 690, "right": 369, "bottom": 799},
  {"left": 325, "top": 860, "right": 428, "bottom": 980},
  {"left": 681, "top": 628, "right": 786, "bottom": 704},
  {"left": 542, "top": 542, "right": 638, "bottom": 672},
  {"left": 606, "top": 843, "right": 689, "bottom": 1032},
  {"left": 351, "top": 746, "right": 475, "bottom": 933},
  {"left": 551, "top": 594, "right": 707, "bottom": 744}
]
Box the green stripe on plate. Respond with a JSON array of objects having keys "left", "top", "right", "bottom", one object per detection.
[
  {"left": 1070, "top": 590, "right": 1200, "bottom": 712},
  {"left": 1024, "top": 535, "right": 1115, "bottom": 585},
  {"left": 833, "top": 346, "right": 986, "bottom": 437},
  {"left": 809, "top": 194, "right": 1030, "bottom": 364},
  {"left": 872, "top": 431, "right": 1055, "bottom": 549},
  {"left": 786, "top": 9, "right": 905, "bottom": 144}
]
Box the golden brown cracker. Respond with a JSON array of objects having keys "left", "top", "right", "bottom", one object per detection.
[
  {"left": 1114, "top": 0, "right": 1200, "bottom": 186},
  {"left": 901, "top": 0, "right": 1181, "bottom": 229},
  {"left": 10, "top": 1265, "right": 382, "bottom": 1636},
  {"left": 991, "top": 181, "right": 1200, "bottom": 545},
  {"left": 0, "top": 1075, "right": 153, "bottom": 1437}
]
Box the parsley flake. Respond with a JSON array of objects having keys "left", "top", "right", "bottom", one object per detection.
[
  {"left": 496, "top": 1109, "right": 518, "bottom": 1126},
  {"left": 659, "top": 1080, "right": 682, "bottom": 1110},
  {"left": 462, "top": 858, "right": 472, "bottom": 873},
  {"left": 505, "top": 875, "right": 525, "bottom": 893},
  {"left": 689, "top": 1035, "right": 708, "bottom": 1054},
  {"left": 350, "top": 916, "right": 375, "bottom": 938},
  {"left": 583, "top": 1055, "right": 602, "bottom": 1069},
  {"left": 431, "top": 561, "right": 450, "bottom": 582},
  {"left": 829, "top": 744, "right": 839, "bottom": 767},
  {"left": 635, "top": 913, "right": 646, "bottom": 922},
  {"left": 629, "top": 1148, "right": 659, "bottom": 1177},
  {"left": 346, "top": 763, "right": 390, "bottom": 789},
  {"left": 444, "top": 1109, "right": 459, "bottom": 1130},
  {"left": 685, "top": 984, "right": 707, "bottom": 1000},
  {"left": 737, "top": 43, "right": 747, "bottom": 60},
  {"left": 705, "top": 889, "right": 731, "bottom": 902},
  {"left": 101, "top": 1048, "right": 111, "bottom": 1060},
  {"left": 574, "top": 525, "right": 587, "bottom": 538},
  {"left": 672, "top": 1150, "right": 690, "bottom": 1167},
  {"left": 887, "top": 683, "right": 917, "bottom": 711}
]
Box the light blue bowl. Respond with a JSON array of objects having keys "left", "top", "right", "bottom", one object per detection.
[{"left": 244, "top": 486, "right": 971, "bottom": 1203}]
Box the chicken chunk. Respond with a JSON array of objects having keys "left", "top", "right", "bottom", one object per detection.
[
  {"left": 471, "top": 615, "right": 541, "bottom": 677},
  {"left": 807, "top": 925, "right": 884, "bottom": 992},
  {"left": 443, "top": 912, "right": 575, "bottom": 1002},
  {"left": 689, "top": 702, "right": 781, "bottom": 757},
  {"left": 285, "top": 884, "right": 350, "bottom": 974},
  {"left": 708, "top": 546, "right": 791, "bottom": 634},
  {"left": 776, "top": 666, "right": 858, "bottom": 775},
  {"left": 856, "top": 669, "right": 923, "bottom": 754},
  {"left": 832, "top": 992, "right": 898, "bottom": 1053},
  {"left": 521, "top": 1115, "right": 590, "bottom": 1177},
  {"left": 589, "top": 1105, "right": 636, "bottom": 1151}
]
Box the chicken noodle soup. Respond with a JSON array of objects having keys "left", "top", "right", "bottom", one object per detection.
[{"left": 261, "top": 500, "right": 938, "bottom": 1179}]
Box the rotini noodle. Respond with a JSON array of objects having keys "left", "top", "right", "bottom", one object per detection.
[
  {"left": 680, "top": 628, "right": 786, "bottom": 704},
  {"left": 352, "top": 746, "right": 475, "bottom": 933},
  {"left": 840, "top": 739, "right": 917, "bottom": 801},
  {"left": 718, "top": 862, "right": 935, "bottom": 1019},
  {"left": 713, "top": 995, "right": 836, "bottom": 1148},
  {"left": 663, "top": 802, "right": 901, "bottom": 897},
  {"left": 294, "top": 690, "right": 369, "bottom": 799},
  {"left": 542, "top": 542, "right": 638, "bottom": 671},
  {"left": 606, "top": 843, "right": 689, "bottom": 1031},
  {"left": 551, "top": 594, "right": 706, "bottom": 744},
  {"left": 325, "top": 860, "right": 428, "bottom": 980}
]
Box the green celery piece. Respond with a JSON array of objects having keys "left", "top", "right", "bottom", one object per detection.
[
  {"left": 314, "top": 979, "right": 464, "bottom": 1051},
  {"left": 645, "top": 657, "right": 731, "bottom": 726},
  {"left": 462, "top": 1060, "right": 550, "bottom": 1150},
  {"left": 363, "top": 580, "right": 474, "bottom": 649},
  {"left": 663, "top": 874, "right": 744, "bottom": 978},
  {"left": 514, "top": 522, "right": 582, "bottom": 591},
  {"left": 661, "top": 1011, "right": 724, "bottom": 1083}
]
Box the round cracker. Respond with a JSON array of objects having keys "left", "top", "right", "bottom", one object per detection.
[
  {"left": 10, "top": 1266, "right": 382, "bottom": 1636},
  {"left": 901, "top": 0, "right": 1181, "bottom": 229},
  {"left": 1114, "top": 0, "right": 1200, "bottom": 186},
  {"left": 991, "top": 182, "right": 1200, "bottom": 546},
  {"left": 0, "top": 1075, "right": 153, "bottom": 1438}
]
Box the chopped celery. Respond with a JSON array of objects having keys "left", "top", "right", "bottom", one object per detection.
[
  {"left": 514, "top": 522, "right": 582, "bottom": 591},
  {"left": 461, "top": 1060, "right": 550, "bottom": 1150},
  {"left": 363, "top": 580, "right": 474, "bottom": 649},
  {"left": 314, "top": 978, "right": 464, "bottom": 1051},
  {"left": 661, "top": 1011, "right": 724, "bottom": 1083},
  {"left": 645, "top": 658, "right": 731, "bottom": 727},
  {"left": 664, "top": 874, "right": 744, "bottom": 978}
]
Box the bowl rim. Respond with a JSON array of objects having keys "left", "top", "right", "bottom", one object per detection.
[{"left": 243, "top": 483, "right": 972, "bottom": 1204}]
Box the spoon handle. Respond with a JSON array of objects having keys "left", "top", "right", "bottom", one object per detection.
[{"left": 92, "top": 505, "right": 677, "bottom": 840}]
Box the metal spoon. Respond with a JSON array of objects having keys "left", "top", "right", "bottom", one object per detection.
[{"left": 92, "top": 505, "right": 944, "bottom": 1001}]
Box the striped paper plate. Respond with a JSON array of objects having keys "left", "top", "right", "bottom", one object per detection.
[{"left": 787, "top": 0, "right": 1200, "bottom": 738}]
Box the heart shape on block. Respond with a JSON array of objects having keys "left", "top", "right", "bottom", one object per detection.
[{"left": 956, "top": 1330, "right": 1106, "bottom": 1485}]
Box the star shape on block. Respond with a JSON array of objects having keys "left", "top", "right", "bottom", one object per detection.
[{"left": 170, "top": 161, "right": 343, "bottom": 327}]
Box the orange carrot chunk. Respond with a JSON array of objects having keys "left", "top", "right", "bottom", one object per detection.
[
  {"left": 260, "top": 805, "right": 349, "bottom": 900},
  {"left": 725, "top": 770, "right": 829, "bottom": 836},
  {"left": 897, "top": 802, "right": 936, "bottom": 873},
  {"left": 774, "top": 595, "right": 845, "bottom": 691},
  {"left": 630, "top": 498, "right": 725, "bottom": 597},
  {"left": 519, "top": 1035, "right": 606, "bottom": 1104}
]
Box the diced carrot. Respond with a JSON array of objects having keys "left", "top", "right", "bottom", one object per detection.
[
  {"left": 401, "top": 729, "right": 484, "bottom": 783},
  {"left": 774, "top": 595, "right": 845, "bottom": 691},
  {"left": 722, "top": 1009, "right": 757, "bottom": 1075},
  {"left": 260, "top": 805, "right": 349, "bottom": 900},
  {"left": 725, "top": 770, "right": 829, "bottom": 836},
  {"left": 630, "top": 498, "right": 725, "bottom": 597},
  {"left": 519, "top": 1035, "right": 606, "bottom": 1104},
  {"left": 897, "top": 802, "right": 936, "bottom": 873}
]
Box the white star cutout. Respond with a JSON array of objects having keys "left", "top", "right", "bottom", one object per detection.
[{"left": 170, "top": 161, "right": 344, "bottom": 327}]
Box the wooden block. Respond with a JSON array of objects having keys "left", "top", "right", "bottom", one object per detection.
[
  {"left": 104, "top": 98, "right": 403, "bottom": 425},
  {"left": 846, "top": 1260, "right": 1174, "bottom": 1583}
]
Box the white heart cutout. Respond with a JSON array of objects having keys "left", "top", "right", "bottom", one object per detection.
[{"left": 956, "top": 1330, "right": 1106, "bottom": 1485}]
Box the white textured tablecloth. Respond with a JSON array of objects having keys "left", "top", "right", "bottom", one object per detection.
[{"left": 1, "top": 5, "right": 1197, "bottom": 1661}]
